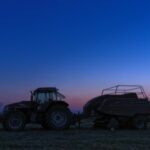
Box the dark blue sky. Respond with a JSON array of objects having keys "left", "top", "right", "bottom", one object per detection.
[{"left": 0, "top": 0, "right": 150, "bottom": 110}]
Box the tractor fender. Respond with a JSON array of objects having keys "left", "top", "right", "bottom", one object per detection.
[
  {"left": 48, "top": 101, "right": 69, "bottom": 109},
  {"left": 38, "top": 101, "right": 69, "bottom": 112}
]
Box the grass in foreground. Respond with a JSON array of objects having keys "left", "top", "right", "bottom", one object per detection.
[{"left": 0, "top": 125, "right": 150, "bottom": 150}]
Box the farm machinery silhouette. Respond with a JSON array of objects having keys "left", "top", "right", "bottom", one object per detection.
[
  {"left": 2, "top": 88, "right": 72, "bottom": 131},
  {"left": 83, "top": 85, "right": 150, "bottom": 130},
  {"left": 1, "top": 85, "right": 150, "bottom": 131}
]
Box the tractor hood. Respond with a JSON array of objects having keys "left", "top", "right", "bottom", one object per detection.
[{"left": 4, "top": 101, "right": 32, "bottom": 111}]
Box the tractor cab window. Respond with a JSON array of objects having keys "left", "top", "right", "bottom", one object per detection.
[
  {"left": 34, "top": 92, "right": 57, "bottom": 103},
  {"left": 37, "top": 93, "right": 47, "bottom": 103},
  {"left": 51, "top": 93, "right": 57, "bottom": 100},
  {"left": 56, "top": 92, "right": 65, "bottom": 101}
]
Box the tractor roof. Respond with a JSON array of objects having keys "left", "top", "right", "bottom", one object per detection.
[{"left": 34, "top": 87, "right": 58, "bottom": 93}]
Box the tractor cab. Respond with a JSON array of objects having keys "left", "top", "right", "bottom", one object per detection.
[{"left": 31, "top": 87, "right": 66, "bottom": 104}]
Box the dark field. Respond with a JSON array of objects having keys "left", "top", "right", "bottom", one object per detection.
[{"left": 1, "top": 124, "right": 150, "bottom": 150}]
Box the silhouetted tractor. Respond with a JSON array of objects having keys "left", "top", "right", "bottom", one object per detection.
[
  {"left": 83, "top": 85, "right": 150, "bottom": 130},
  {"left": 2, "top": 87, "right": 72, "bottom": 131}
]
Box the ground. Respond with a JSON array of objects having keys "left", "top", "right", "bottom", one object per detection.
[{"left": 1, "top": 124, "right": 150, "bottom": 150}]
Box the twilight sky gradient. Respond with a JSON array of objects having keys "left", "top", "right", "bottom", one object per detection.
[{"left": 1, "top": 0, "right": 150, "bottom": 111}]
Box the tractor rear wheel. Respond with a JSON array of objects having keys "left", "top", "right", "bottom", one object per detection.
[
  {"left": 44, "top": 105, "right": 72, "bottom": 130},
  {"left": 3, "top": 111, "right": 26, "bottom": 131}
]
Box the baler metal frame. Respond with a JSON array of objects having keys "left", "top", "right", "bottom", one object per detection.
[{"left": 102, "top": 85, "right": 147, "bottom": 99}]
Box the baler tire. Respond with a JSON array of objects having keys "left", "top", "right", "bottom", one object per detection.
[
  {"left": 107, "top": 118, "right": 119, "bottom": 131},
  {"left": 133, "top": 116, "right": 146, "bottom": 130}
]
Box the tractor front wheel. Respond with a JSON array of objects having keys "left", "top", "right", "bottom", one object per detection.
[{"left": 3, "top": 111, "right": 26, "bottom": 131}]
